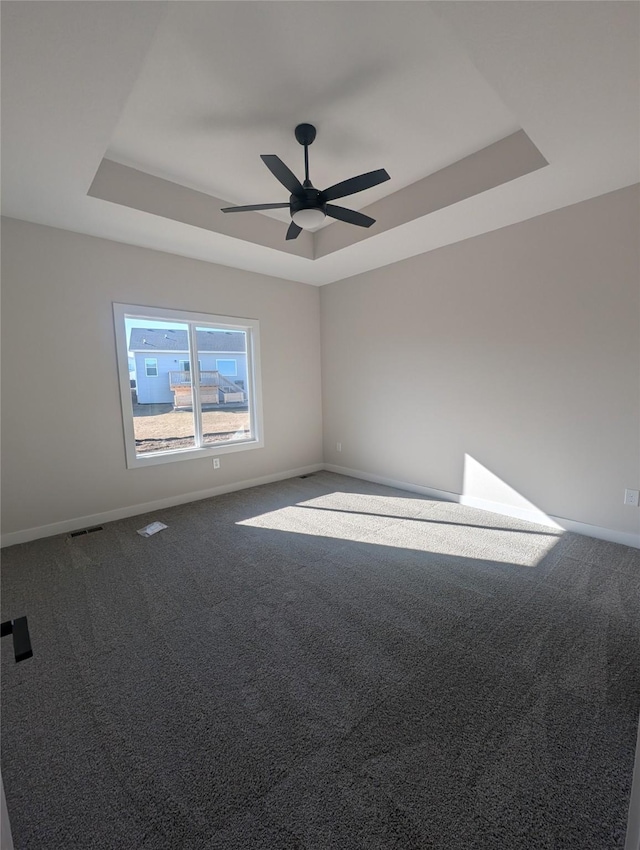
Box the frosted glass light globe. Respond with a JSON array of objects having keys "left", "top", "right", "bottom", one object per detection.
[{"left": 291, "top": 207, "right": 326, "bottom": 229}]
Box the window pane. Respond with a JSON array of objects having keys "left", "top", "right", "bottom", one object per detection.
[
  {"left": 145, "top": 358, "right": 158, "bottom": 377},
  {"left": 116, "top": 304, "right": 263, "bottom": 467},
  {"left": 127, "top": 318, "right": 196, "bottom": 455},
  {"left": 216, "top": 359, "right": 237, "bottom": 376},
  {"left": 195, "top": 326, "right": 252, "bottom": 446}
]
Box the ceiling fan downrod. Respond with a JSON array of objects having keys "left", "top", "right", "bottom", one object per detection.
[{"left": 294, "top": 123, "right": 317, "bottom": 186}]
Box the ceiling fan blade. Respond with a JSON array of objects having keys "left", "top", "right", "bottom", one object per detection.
[
  {"left": 321, "top": 168, "right": 390, "bottom": 202},
  {"left": 325, "top": 204, "right": 376, "bottom": 228},
  {"left": 286, "top": 221, "right": 302, "bottom": 240},
  {"left": 261, "top": 155, "right": 304, "bottom": 196},
  {"left": 221, "top": 203, "right": 290, "bottom": 213}
]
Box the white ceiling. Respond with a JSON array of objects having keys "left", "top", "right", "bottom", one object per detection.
[
  {"left": 2, "top": 1, "right": 638, "bottom": 286},
  {"left": 107, "top": 2, "right": 519, "bottom": 225}
]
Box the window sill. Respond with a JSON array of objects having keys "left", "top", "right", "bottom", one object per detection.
[{"left": 125, "top": 437, "right": 264, "bottom": 469}]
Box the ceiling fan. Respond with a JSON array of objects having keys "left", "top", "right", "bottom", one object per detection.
[{"left": 221, "top": 123, "right": 390, "bottom": 240}]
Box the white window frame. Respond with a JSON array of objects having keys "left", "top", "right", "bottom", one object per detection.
[
  {"left": 144, "top": 357, "right": 158, "bottom": 377},
  {"left": 216, "top": 358, "right": 238, "bottom": 377},
  {"left": 114, "top": 303, "right": 264, "bottom": 469}
]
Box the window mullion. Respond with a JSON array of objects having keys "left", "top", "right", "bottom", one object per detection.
[{"left": 187, "top": 323, "right": 203, "bottom": 447}]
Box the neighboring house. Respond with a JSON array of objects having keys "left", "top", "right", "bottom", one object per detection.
[{"left": 129, "top": 327, "right": 247, "bottom": 405}]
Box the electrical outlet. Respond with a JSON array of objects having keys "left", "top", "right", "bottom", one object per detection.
[
  {"left": 336, "top": 442, "right": 342, "bottom": 452},
  {"left": 213, "top": 458, "right": 220, "bottom": 470},
  {"left": 624, "top": 488, "right": 639, "bottom": 506}
]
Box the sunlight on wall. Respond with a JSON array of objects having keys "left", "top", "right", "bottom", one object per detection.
[{"left": 462, "top": 454, "right": 563, "bottom": 530}]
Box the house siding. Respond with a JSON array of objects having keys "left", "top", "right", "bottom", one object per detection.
[{"left": 133, "top": 351, "right": 248, "bottom": 404}]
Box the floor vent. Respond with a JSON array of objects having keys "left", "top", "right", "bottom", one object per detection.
[{"left": 69, "top": 525, "right": 104, "bottom": 538}]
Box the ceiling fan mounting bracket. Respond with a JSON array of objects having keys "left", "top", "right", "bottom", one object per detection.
[{"left": 295, "top": 123, "right": 317, "bottom": 147}]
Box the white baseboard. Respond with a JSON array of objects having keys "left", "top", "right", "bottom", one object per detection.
[
  {"left": 324, "top": 463, "right": 460, "bottom": 503},
  {"left": 0, "top": 463, "right": 324, "bottom": 548},
  {"left": 324, "top": 463, "right": 640, "bottom": 549},
  {"left": 3, "top": 461, "right": 638, "bottom": 550}
]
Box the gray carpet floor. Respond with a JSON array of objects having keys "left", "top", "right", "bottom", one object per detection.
[{"left": 1, "top": 471, "right": 639, "bottom": 849}]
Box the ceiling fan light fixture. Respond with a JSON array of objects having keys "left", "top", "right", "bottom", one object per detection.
[
  {"left": 291, "top": 207, "right": 326, "bottom": 230},
  {"left": 220, "top": 124, "right": 389, "bottom": 240}
]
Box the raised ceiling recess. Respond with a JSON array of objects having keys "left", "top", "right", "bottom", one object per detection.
[{"left": 2, "top": 2, "right": 638, "bottom": 284}]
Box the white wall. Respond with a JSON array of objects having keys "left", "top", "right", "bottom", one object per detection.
[
  {"left": 3, "top": 186, "right": 639, "bottom": 544},
  {"left": 1, "top": 219, "right": 323, "bottom": 539},
  {"left": 1, "top": 773, "right": 14, "bottom": 850},
  {"left": 321, "top": 185, "right": 640, "bottom": 539}
]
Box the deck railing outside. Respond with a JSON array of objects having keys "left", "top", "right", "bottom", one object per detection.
[{"left": 169, "top": 370, "right": 245, "bottom": 405}]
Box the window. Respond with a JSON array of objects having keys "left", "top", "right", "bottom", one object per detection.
[
  {"left": 216, "top": 359, "right": 237, "bottom": 377},
  {"left": 179, "top": 359, "right": 202, "bottom": 373},
  {"left": 114, "top": 303, "right": 263, "bottom": 468},
  {"left": 145, "top": 358, "right": 158, "bottom": 377}
]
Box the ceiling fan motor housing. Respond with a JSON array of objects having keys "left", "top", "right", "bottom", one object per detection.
[{"left": 290, "top": 187, "right": 325, "bottom": 218}]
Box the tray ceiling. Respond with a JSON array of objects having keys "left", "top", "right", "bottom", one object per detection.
[{"left": 1, "top": 2, "right": 638, "bottom": 285}]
